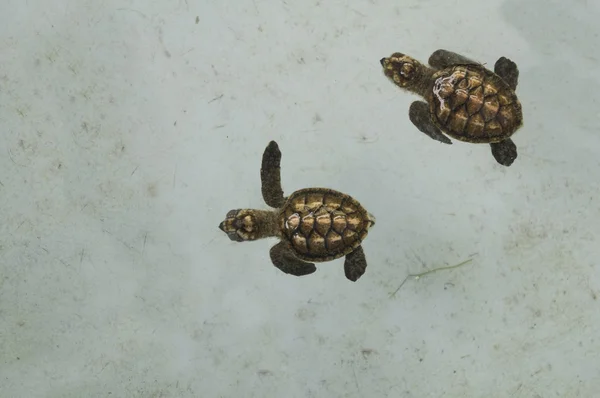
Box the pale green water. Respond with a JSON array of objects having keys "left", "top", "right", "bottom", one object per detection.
[{"left": 1, "top": 0, "right": 598, "bottom": 396}]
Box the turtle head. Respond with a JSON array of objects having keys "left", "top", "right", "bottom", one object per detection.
[
  {"left": 380, "top": 53, "right": 422, "bottom": 89},
  {"left": 218, "top": 209, "right": 261, "bottom": 242},
  {"left": 219, "top": 209, "right": 279, "bottom": 241}
]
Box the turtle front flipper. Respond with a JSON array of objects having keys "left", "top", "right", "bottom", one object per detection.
[
  {"left": 344, "top": 246, "right": 367, "bottom": 282},
  {"left": 428, "top": 49, "right": 476, "bottom": 69},
  {"left": 409, "top": 101, "right": 452, "bottom": 145},
  {"left": 261, "top": 141, "right": 286, "bottom": 208},
  {"left": 494, "top": 56, "right": 519, "bottom": 90},
  {"left": 270, "top": 241, "right": 316, "bottom": 277},
  {"left": 490, "top": 139, "right": 518, "bottom": 166}
]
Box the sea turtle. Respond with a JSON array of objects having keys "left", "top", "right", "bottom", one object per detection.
[
  {"left": 218, "top": 141, "right": 376, "bottom": 282},
  {"left": 380, "top": 49, "right": 523, "bottom": 166}
]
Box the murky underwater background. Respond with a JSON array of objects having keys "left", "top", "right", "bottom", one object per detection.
[{"left": 1, "top": 0, "right": 599, "bottom": 396}]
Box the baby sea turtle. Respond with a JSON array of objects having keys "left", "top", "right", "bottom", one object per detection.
[
  {"left": 380, "top": 49, "right": 523, "bottom": 166},
  {"left": 218, "top": 141, "right": 375, "bottom": 282}
]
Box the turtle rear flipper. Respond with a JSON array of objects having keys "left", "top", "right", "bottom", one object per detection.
[
  {"left": 490, "top": 139, "right": 518, "bottom": 166},
  {"left": 409, "top": 101, "right": 452, "bottom": 145},
  {"left": 261, "top": 141, "right": 286, "bottom": 208},
  {"left": 344, "top": 245, "right": 367, "bottom": 282},
  {"left": 491, "top": 57, "right": 520, "bottom": 166},
  {"left": 494, "top": 56, "right": 519, "bottom": 90},
  {"left": 428, "top": 49, "right": 476, "bottom": 69},
  {"left": 270, "top": 241, "right": 316, "bottom": 277}
]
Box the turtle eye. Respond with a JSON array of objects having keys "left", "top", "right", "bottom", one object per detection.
[
  {"left": 229, "top": 232, "right": 244, "bottom": 242},
  {"left": 226, "top": 209, "right": 240, "bottom": 218}
]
